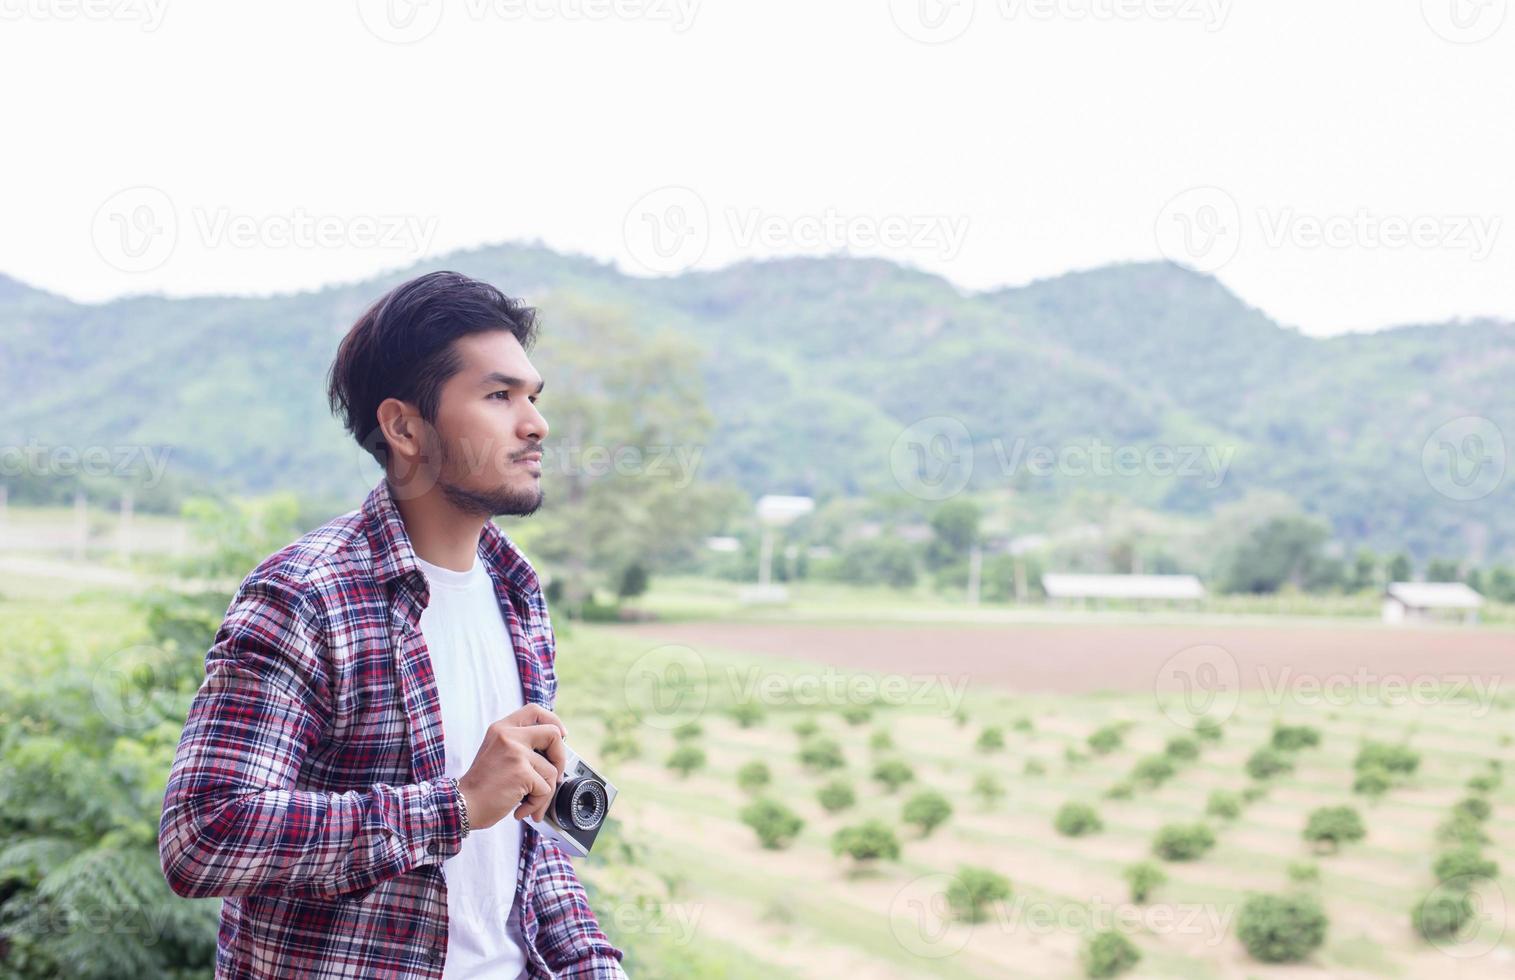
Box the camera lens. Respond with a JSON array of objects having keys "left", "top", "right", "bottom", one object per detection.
[{"left": 555, "top": 776, "right": 608, "bottom": 832}]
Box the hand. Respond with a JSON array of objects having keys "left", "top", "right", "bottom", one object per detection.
[{"left": 456, "top": 705, "right": 570, "bottom": 829}]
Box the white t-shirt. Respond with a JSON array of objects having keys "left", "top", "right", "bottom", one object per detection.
[{"left": 414, "top": 552, "right": 531, "bottom": 980}]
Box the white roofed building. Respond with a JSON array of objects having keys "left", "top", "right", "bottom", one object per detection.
[
  {"left": 1042, "top": 573, "right": 1206, "bottom": 605},
  {"left": 1382, "top": 582, "right": 1484, "bottom": 625}
]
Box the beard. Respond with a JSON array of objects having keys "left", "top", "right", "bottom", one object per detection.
[{"left": 435, "top": 437, "right": 545, "bottom": 518}]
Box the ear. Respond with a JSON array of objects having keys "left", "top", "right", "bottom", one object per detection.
[{"left": 375, "top": 397, "right": 422, "bottom": 458}]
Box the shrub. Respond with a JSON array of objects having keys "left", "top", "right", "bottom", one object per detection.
[
  {"left": 1354, "top": 742, "right": 1419, "bottom": 777},
  {"left": 1413, "top": 890, "right": 1475, "bottom": 941},
  {"left": 1104, "top": 781, "right": 1134, "bottom": 800},
  {"left": 976, "top": 726, "right": 1005, "bottom": 752},
  {"left": 817, "top": 778, "right": 857, "bottom": 813},
  {"left": 799, "top": 737, "right": 846, "bottom": 772},
  {"left": 1065, "top": 747, "right": 1090, "bottom": 767},
  {"left": 792, "top": 717, "right": 820, "bottom": 738},
  {"left": 840, "top": 704, "right": 872, "bottom": 726},
  {"left": 1082, "top": 929, "right": 1141, "bottom": 979},
  {"left": 673, "top": 721, "right": 703, "bottom": 741},
  {"left": 599, "top": 731, "right": 641, "bottom": 761},
  {"left": 972, "top": 772, "right": 1005, "bottom": 807},
  {"left": 1302, "top": 806, "right": 1366, "bottom": 853},
  {"left": 1287, "top": 860, "right": 1320, "bottom": 884},
  {"left": 739, "top": 798, "right": 804, "bottom": 850},
  {"left": 665, "top": 744, "right": 706, "bottom": 777},
  {"left": 1194, "top": 717, "right": 1223, "bottom": 742},
  {"left": 1270, "top": 724, "right": 1321, "bottom": 752},
  {"left": 1087, "top": 724, "right": 1125, "bottom": 755},
  {"left": 728, "top": 701, "right": 765, "bottom": 728},
  {"left": 1123, "top": 861, "right": 1166, "bottom": 903},
  {"left": 902, "top": 791, "right": 954, "bottom": 836},
  {"left": 1240, "top": 784, "right": 1269, "bottom": 804},
  {"left": 1452, "top": 796, "right": 1492, "bottom": 822},
  {"left": 1152, "top": 823, "right": 1216, "bottom": 861},
  {"left": 1246, "top": 747, "right": 1295, "bottom": 780},
  {"left": 737, "top": 760, "right": 771, "bottom": 794},
  {"left": 1467, "top": 772, "right": 1499, "bottom": 794},
  {"left": 1206, "top": 790, "right": 1242, "bottom": 820},
  {"left": 869, "top": 730, "right": 894, "bottom": 752},
  {"left": 1054, "top": 801, "right": 1104, "bottom": 838},
  {"left": 1012, "top": 716, "right": 1034, "bottom": 733},
  {"left": 1436, "top": 812, "right": 1491, "bottom": 847},
  {"left": 1433, "top": 848, "right": 1499, "bottom": 888},
  {"left": 872, "top": 758, "right": 915, "bottom": 792},
  {"left": 1164, "top": 736, "right": 1200, "bottom": 761},
  {"left": 1353, "top": 766, "right": 1392, "bottom": 799},
  {"left": 831, "top": 820, "right": 901, "bottom": 864},
  {"left": 946, "top": 866, "right": 1011, "bottom": 923},
  {"left": 1024, "top": 759, "right": 1047, "bottom": 776},
  {"left": 1132, "top": 754, "right": 1177, "bottom": 787},
  {"left": 1236, "top": 893, "right": 1328, "bottom": 963}
]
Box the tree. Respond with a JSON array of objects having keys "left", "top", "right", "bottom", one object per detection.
[
  {"left": 1236, "top": 893, "right": 1328, "bottom": 963},
  {"left": 1354, "top": 742, "right": 1419, "bottom": 777},
  {"left": 902, "top": 791, "right": 954, "bottom": 836},
  {"left": 831, "top": 820, "right": 901, "bottom": 864},
  {"left": 817, "top": 779, "right": 856, "bottom": 813},
  {"left": 739, "top": 799, "right": 804, "bottom": 850},
  {"left": 1082, "top": 930, "right": 1141, "bottom": 979},
  {"left": 1132, "top": 754, "right": 1177, "bottom": 787},
  {"left": 1152, "top": 823, "right": 1216, "bottom": 861},
  {"left": 1087, "top": 724, "right": 1124, "bottom": 755},
  {"left": 1271, "top": 724, "right": 1321, "bottom": 751},
  {"left": 665, "top": 744, "right": 706, "bottom": 777},
  {"left": 1219, "top": 514, "right": 1333, "bottom": 594},
  {"left": 1054, "top": 802, "right": 1104, "bottom": 837},
  {"left": 872, "top": 759, "right": 915, "bottom": 793},
  {"left": 972, "top": 773, "right": 1005, "bottom": 808},
  {"left": 737, "top": 761, "right": 771, "bottom": 794},
  {"left": 798, "top": 737, "right": 846, "bottom": 772},
  {"left": 976, "top": 726, "right": 1005, "bottom": 752},
  {"left": 926, "top": 499, "right": 981, "bottom": 569},
  {"left": 946, "top": 866, "right": 1011, "bottom": 923},
  {"left": 1122, "top": 862, "right": 1166, "bottom": 903},
  {"left": 1433, "top": 848, "right": 1498, "bottom": 888},
  {"left": 1246, "top": 747, "right": 1295, "bottom": 780},
  {"left": 1302, "top": 806, "right": 1366, "bottom": 853},
  {"left": 1414, "top": 891, "right": 1475, "bottom": 941},
  {"left": 1164, "top": 735, "right": 1200, "bottom": 761},
  {"left": 1206, "top": 791, "right": 1242, "bottom": 820},
  {"left": 1387, "top": 552, "right": 1413, "bottom": 583}
]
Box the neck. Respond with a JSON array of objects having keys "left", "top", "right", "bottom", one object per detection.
[{"left": 389, "top": 481, "right": 489, "bottom": 573}]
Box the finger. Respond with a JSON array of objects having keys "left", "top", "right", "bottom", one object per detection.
[
  {"left": 515, "top": 704, "right": 568, "bottom": 738},
  {"left": 514, "top": 769, "right": 552, "bottom": 820},
  {"left": 523, "top": 724, "right": 569, "bottom": 776}
]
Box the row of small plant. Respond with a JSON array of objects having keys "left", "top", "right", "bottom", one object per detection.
[{"left": 1411, "top": 759, "right": 1502, "bottom": 945}]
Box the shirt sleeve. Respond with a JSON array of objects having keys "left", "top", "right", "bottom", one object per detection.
[
  {"left": 528, "top": 836, "right": 629, "bottom": 979},
  {"left": 158, "top": 575, "right": 466, "bottom": 902}
]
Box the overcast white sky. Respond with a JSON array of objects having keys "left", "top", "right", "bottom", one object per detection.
[{"left": 2, "top": 0, "right": 1511, "bottom": 335}]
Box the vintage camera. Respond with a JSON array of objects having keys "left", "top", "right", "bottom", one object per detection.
[{"left": 525, "top": 746, "right": 617, "bottom": 858}]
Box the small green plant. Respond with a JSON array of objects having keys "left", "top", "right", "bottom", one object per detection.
[
  {"left": 728, "top": 701, "right": 765, "bottom": 728},
  {"left": 1087, "top": 724, "right": 1125, "bottom": 755},
  {"left": 840, "top": 704, "right": 872, "bottom": 726},
  {"left": 871, "top": 758, "right": 915, "bottom": 793},
  {"left": 1354, "top": 742, "right": 1419, "bottom": 777},
  {"left": 673, "top": 720, "right": 703, "bottom": 741},
  {"left": 831, "top": 820, "right": 901, "bottom": 864},
  {"left": 1152, "top": 823, "right": 1216, "bottom": 861},
  {"left": 599, "top": 731, "right": 642, "bottom": 762},
  {"left": 1452, "top": 796, "right": 1492, "bottom": 822},
  {"left": 737, "top": 760, "right": 771, "bottom": 794},
  {"left": 1054, "top": 801, "right": 1104, "bottom": 838},
  {"left": 1194, "top": 717, "right": 1223, "bottom": 742},
  {"left": 1081, "top": 929, "right": 1141, "bottom": 979},
  {"left": 1246, "top": 747, "right": 1295, "bottom": 780},
  {"left": 1024, "top": 758, "right": 1047, "bottom": 777},
  {"left": 1012, "top": 716, "right": 1034, "bottom": 733},
  {"left": 817, "top": 778, "right": 856, "bottom": 814},
  {"left": 1433, "top": 848, "right": 1499, "bottom": 888},
  {"left": 976, "top": 726, "right": 1005, "bottom": 752},
  {"left": 665, "top": 743, "right": 706, "bottom": 777},
  {"left": 1206, "top": 790, "right": 1242, "bottom": 820},
  {"left": 1065, "top": 746, "right": 1090, "bottom": 767},
  {"left": 1270, "top": 724, "right": 1321, "bottom": 752},
  {"left": 1122, "top": 861, "right": 1166, "bottom": 903},
  {"left": 1131, "top": 754, "right": 1177, "bottom": 787},
  {"left": 1436, "top": 812, "right": 1491, "bottom": 847},
  {"left": 1164, "top": 735, "right": 1200, "bottom": 761},
  {"left": 902, "top": 791, "right": 954, "bottom": 837},
  {"left": 1104, "top": 781, "right": 1135, "bottom": 800},
  {"left": 869, "top": 730, "right": 894, "bottom": 752},
  {"left": 739, "top": 798, "right": 804, "bottom": 850},
  {"left": 1413, "top": 890, "right": 1475, "bottom": 941},
  {"left": 1287, "top": 860, "right": 1320, "bottom": 884},
  {"left": 1302, "top": 806, "right": 1366, "bottom": 853},
  {"left": 972, "top": 773, "right": 1005, "bottom": 807},
  {"left": 1236, "top": 893, "right": 1328, "bottom": 963},
  {"left": 1240, "top": 784, "right": 1269, "bottom": 804},
  {"left": 1467, "top": 772, "right": 1499, "bottom": 794},
  {"left": 1353, "top": 766, "right": 1392, "bottom": 799},
  {"left": 792, "top": 717, "right": 820, "bottom": 738},
  {"left": 946, "top": 866, "right": 1011, "bottom": 923},
  {"left": 799, "top": 737, "right": 846, "bottom": 772}
]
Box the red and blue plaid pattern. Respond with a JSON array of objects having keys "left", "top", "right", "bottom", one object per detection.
[{"left": 159, "top": 477, "right": 628, "bottom": 978}]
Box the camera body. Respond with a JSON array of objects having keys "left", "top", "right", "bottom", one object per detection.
[{"left": 524, "top": 746, "right": 617, "bottom": 858}]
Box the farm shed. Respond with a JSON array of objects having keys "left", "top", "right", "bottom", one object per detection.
[
  {"left": 1042, "top": 573, "right": 1206, "bottom": 606},
  {"left": 1381, "top": 582, "right": 1484, "bottom": 625}
]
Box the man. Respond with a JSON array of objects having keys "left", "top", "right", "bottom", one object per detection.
[{"left": 158, "top": 271, "right": 628, "bottom": 979}]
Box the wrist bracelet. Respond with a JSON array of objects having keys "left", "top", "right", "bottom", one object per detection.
[{"left": 456, "top": 780, "right": 471, "bottom": 839}]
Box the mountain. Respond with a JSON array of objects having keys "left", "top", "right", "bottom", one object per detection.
[{"left": 2, "top": 244, "right": 1511, "bottom": 562}]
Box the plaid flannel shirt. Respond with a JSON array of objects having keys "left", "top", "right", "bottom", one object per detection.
[{"left": 158, "top": 477, "right": 628, "bottom": 979}]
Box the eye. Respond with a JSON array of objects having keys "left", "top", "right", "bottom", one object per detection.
[{"left": 489, "top": 390, "right": 510, "bottom": 401}]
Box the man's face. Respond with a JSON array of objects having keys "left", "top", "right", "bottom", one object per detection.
[{"left": 422, "top": 330, "right": 549, "bottom": 517}]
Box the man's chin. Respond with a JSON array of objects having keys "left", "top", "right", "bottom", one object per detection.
[{"left": 440, "top": 479, "right": 544, "bottom": 518}]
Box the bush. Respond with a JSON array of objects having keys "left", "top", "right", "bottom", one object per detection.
[
  {"left": 1467, "top": 772, "right": 1499, "bottom": 794},
  {"left": 1240, "top": 784, "right": 1269, "bottom": 804},
  {"left": 1236, "top": 893, "right": 1328, "bottom": 963},
  {"left": 1270, "top": 724, "right": 1321, "bottom": 752},
  {"left": 798, "top": 737, "right": 846, "bottom": 772},
  {"left": 1087, "top": 724, "right": 1125, "bottom": 755},
  {"left": 816, "top": 778, "right": 856, "bottom": 813},
  {"left": 869, "top": 730, "right": 894, "bottom": 752},
  {"left": 665, "top": 744, "right": 706, "bottom": 777},
  {"left": 739, "top": 798, "right": 804, "bottom": 850},
  {"left": 737, "top": 760, "right": 771, "bottom": 794},
  {"left": 972, "top": 773, "right": 1005, "bottom": 807},
  {"left": 1355, "top": 742, "right": 1419, "bottom": 777},
  {"left": 976, "top": 726, "right": 1005, "bottom": 752},
  {"left": 1024, "top": 759, "right": 1047, "bottom": 777},
  {"left": 1123, "top": 861, "right": 1166, "bottom": 903},
  {"left": 673, "top": 721, "right": 703, "bottom": 741},
  {"left": 1433, "top": 848, "right": 1499, "bottom": 888},
  {"left": 946, "top": 866, "right": 1011, "bottom": 923},
  {"left": 1194, "top": 717, "right": 1223, "bottom": 742},
  {"left": 903, "top": 791, "right": 954, "bottom": 836},
  {"left": 728, "top": 701, "right": 765, "bottom": 728},
  {"left": 1104, "top": 781, "right": 1135, "bottom": 800},
  {"left": 599, "top": 731, "right": 642, "bottom": 761},
  {"left": 1413, "top": 890, "right": 1475, "bottom": 941},
  {"left": 831, "top": 820, "right": 901, "bottom": 864},
  {"left": 1013, "top": 716, "right": 1034, "bottom": 733},
  {"left": 1452, "top": 796, "right": 1492, "bottom": 822},
  {"left": 1054, "top": 801, "right": 1104, "bottom": 838},
  {"left": 1082, "top": 929, "right": 1141, "bottom": 979},
  {"left": 840, "top": 704, "right": 872, "bottom": 726},
  {"left": 1353, "top": 766, "right": 1392, "bottom": 799},
  {"left": 1436, "top": 812, "right": 1491, "bottom": 847},
  {"left": 792, "top": 717, "right": 820, "bottom": 738},
  {"left": 1164, "top": 736, "right": 1200, "bottom": 761},
  {"left": 1246, "top": 747, "right": 1295, "bottom": 780},
  {"left": 1287, "top": 860, "right": 1320, "bottom": 884},
  {"left": 1131, "top": 754, "right": 1177, "bottom": 787},
  {"left": 1302, "top": 806, "right": 1366, "bottom": 853},
  {"left": 1152, "top": 823, "right": 1216, "bottom": 861},
  {"left": 1206, "top": 790, "right": 1242, "bottom": 820},
  {"left": 871, "top": 758, "right": 915, "bottom": 792}
]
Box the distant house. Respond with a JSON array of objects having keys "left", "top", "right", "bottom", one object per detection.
[
  {"left": 1381, "top": 582, "right": 1484, "bottom": 625},
  {"left": 1042, "top": 573, "right": 1206, "bottom": 605}
]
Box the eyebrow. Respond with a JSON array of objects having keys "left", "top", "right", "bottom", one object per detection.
[{"left": 481, "top": 371, "right": 545, "bottom": 395}]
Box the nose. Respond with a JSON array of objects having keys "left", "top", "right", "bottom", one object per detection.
[{"left": 521, "top": 400, "right": 548, "bottom": 443}]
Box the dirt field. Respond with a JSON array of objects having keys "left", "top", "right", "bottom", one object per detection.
[{"left": 608, "top": 621, "right": 1515, "bottom": 695}]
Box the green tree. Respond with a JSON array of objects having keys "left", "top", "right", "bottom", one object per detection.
[
  {"left": 946, "top": 866, "right": 1011, "bottom": 923},
  {"left": 1236, "top": 893, "right": 1328, "bottom": 963},
  {"left": 739, "top": 798, "right": 804, "bottom": 850},
  {"left": 902, "top": 791, "right": 954, "bottom": 836}
]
